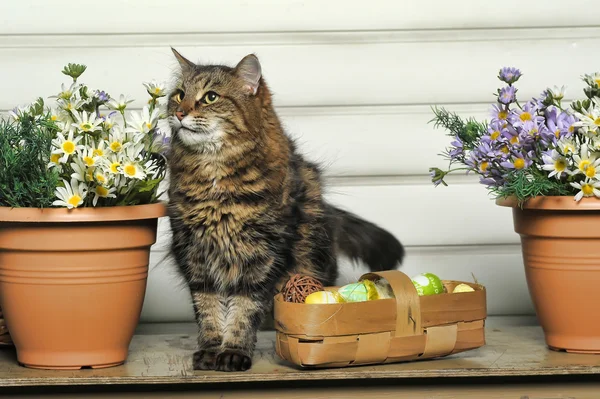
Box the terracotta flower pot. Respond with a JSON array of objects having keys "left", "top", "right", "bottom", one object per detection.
[
  {"left": 498, "top": 196, "right": 600, "bottom": 353},
  {"left": 0, "top": 202, "right": 167, "bottom": 369}
]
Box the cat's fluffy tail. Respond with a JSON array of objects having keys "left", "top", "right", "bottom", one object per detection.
[{"left": 327, "top": 204, "right": 405, "bottom": 272}]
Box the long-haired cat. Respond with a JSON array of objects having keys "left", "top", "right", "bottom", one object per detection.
[{"left": 165, "top": 48, "right": 405, "bottom": 372}]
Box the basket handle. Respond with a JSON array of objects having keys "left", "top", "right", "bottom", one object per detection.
[{"left": 360, "top": 270, "right": 422, "bottom": 337}]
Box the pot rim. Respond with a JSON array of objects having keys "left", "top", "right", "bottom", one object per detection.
[
  {"left": 496, "top": 195, "right": 600, "bottom": 211},
  {"left": 0, "top": 201, "right": 167, "bottom": 223}
]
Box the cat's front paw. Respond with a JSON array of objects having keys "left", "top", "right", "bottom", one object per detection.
[
  {"left": 215, "top": 349, "right": 252, "bottom": 372},
  {"left": 193, "top": 349, "right": 219, "bottom": 370}
]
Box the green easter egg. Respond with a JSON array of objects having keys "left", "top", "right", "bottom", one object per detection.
[{"left": 411, "top": 273, "right": 445, "bottom": 296}]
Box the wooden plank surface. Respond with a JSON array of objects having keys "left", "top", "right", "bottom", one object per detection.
[
  {"left": 3, "top": 382, "right": 600, "bottom": 399},
  {"left": 1, "top": 318, "right": 600, "bottom": 387}
]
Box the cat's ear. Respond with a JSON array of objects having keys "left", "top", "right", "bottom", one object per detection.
[
  {"left": 235, "top": 54, "right": 262, "bottom": 95},
  {"left": 171, "top": 47, "right": 195, "bottom": 73}
]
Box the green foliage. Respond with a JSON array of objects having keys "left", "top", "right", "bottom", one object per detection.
[
  {"left": 0, "top": 114, "right": 60, "bottom": 208},
  {"left": 61, "top": 63, "right": 87, "bottom": 82},
  {"left": 429, "top": 106, "right": 488, "bottom": 150},
  {"left": 489, "top": 169, "right": 573, "bottom": 206}
]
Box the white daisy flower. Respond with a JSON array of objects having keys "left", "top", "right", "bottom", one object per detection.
[
  {"left": 105, "top": 153, "right": 123, "bottom": 175},
  {"left": 542, "top": 150, "right": 569, "bottom": 179},
  {"left": 93, "top": 169, "right": 110, "bottom": 186},
  {"left": 121, "top": 161, "right": 146, "bottom": 180},
  {"left": 91, "top": 185, "right": 116, "bottom": 206},
  {"left": 574, "top": 107, "right": 600, "bottom": 133},
  {"left": 584, "top": 73, "right": 600, "bottom": 88},
  {"left": 71, "top": 157, "right": 94, "bottom": 182},
  {"left": 47, "top": 153, "right": 63, "bottom": 170},
  {"left": 143, "top": 80, "right": 167, "bottom": 98},
  {"left": 92, "top": 139, "right": 108, "bottom": 158},
  {"left": 548, "top": 85, "right": 567, "bottom": 101},
  {"left": 80, "top": 147, "right": 100, "bottom": 167},
  {"left": 101, "top": 113, "right": 117, "bottom": 131},
  {"left": 51, "top": 82, "right": 78, "bottom": 101},
  {"left": 590, "top": 137, "right": 600, "bottom": 152},
  {"left": 124, "top": 142, "right": 145, "bottom": 161},
  {"left": 143, "top": 160, "right": 162, "bottom": 178},
  {"left": 571, "top": 179, "right": 600, "bottom": 201},
  {"left": 107, "top": 94, "right": 134, "bottom": 111},
  {"left": 48, "top": 108, "right": 65, "bottom": 123},
  {"left": 557, "top": 137, "right": 577, "bottom": 155},
  {"left": 107, "top": 125, "right": 127, "bottom": 153},
  {"left": 57, "top": 97, "right": 88, "bottom": 113},
  {"left": 572, "top": 144, "right": 600, "bottom": 176},
  {"left": 73, "top": 111, "right": 103, "bottom": 134},
  {"left": 52, "top": 129, "right": 84, "bottom": 163},
  {"left": 126, "top": 105, "right": 160, "bottom": 134},
  {"left": 52, "top": 178, "right": 88, "bottom": 209}
]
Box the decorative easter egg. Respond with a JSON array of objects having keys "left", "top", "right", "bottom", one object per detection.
[
  {"left": 411, "top": 272, "right": 445, "bottom": 296},
  {"left": 453, "top": 283, "right": 475, "bottom": 293},
  {"left": 337, "top": 280, "right": 380, "bottom": 302},
  {"left": 304, "top": 290, "right": 344, "bottom": 304}
]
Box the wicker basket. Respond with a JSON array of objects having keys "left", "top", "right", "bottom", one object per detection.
[
  {"left": 274, "top": 270, "right": 486, "bottom": 368},
  {"left": 0, "top": 307, "right": 12, "bottom": 346}
]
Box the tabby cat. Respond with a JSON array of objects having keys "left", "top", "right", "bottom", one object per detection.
[{"left": 165, "top": 48, "right": 405, "bottom": 372}]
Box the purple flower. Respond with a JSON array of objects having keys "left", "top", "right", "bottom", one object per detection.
[
  {"left": 558, "top": 112, "right": 578, "bottom": 138},
  {"left": 498, "top": 67, "right": 522, "bottom": 84},
  {"left": 482, "top": 120, "right": 507, "bottom": 144},
  {"left": 534, "top": 89, "right": 551, "bottom": 109},
  {"left": 502, "top": 124, "right": 521, "bottom": 147},
  {"left": 94, "top": 90, "right": 109, "bottom": 103},
  {"left": 448, "top": 136, "right": 464, "bottom": 160},
  {"left": 429, "top": 168, "right": 446, "bottom": 187},
  {"left": 151, "top": 128, "right": 171, "bottom": 155},
  {"left": 512, "top": 101, "right": 544, "bottom": 128},
  {"left": 490, "top": 104, "right": 510, "bottom": 124},
  {"left": 498, "top": 86, "right": 517, "bottom": 105},
  {"left": 500, "top": 153, "right": 533, "bottom": 170}
]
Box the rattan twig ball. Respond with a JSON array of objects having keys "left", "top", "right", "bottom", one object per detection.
[{"left": 282, "top": 274, "right": 324, "bottom": 303}]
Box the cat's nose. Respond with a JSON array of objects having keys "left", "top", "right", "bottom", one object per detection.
[{"left": 175, "top": 111, "right": 185, "bottom": 121}]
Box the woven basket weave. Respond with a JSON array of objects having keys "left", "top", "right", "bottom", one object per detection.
[
  {"left": 0, "top": 307, "right": 12, "bottom": 346},
  {"left": 274, "top": 270, "right": 486, "bottom": 368}
]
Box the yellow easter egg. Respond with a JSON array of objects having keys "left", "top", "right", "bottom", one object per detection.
[
  {"left": 305, "top": 291, "right": 343, "bottom": 304},
  {"left": 453, "top": 283, "right": 475, "bottom": 293}
]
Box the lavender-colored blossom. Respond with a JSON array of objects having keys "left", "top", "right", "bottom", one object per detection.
[
  {"left": 498, "top": 67, "right": 522, "bottom": 84},
  {"left": 94, "top": 90, "right": 109, "bottom": 103},
  {"left": 150, "top": 128, "right": 171, "bottom": 155},
  {"left": 559, "top": 112, "right": 578, "bottom": 138},
  {"left": 533, "top": 89, "right": 551, "bottom": 110},
  {"left": 429, "top": 167, "right": 446, "bottom": 187},
  {"left": 490, "top": 104, "right": 509, "bottom": 123},
  {"left": 501, "top": 124, "right": 521, "bottom": 147},
  {"left": 482, "top": 120, "right": 507, "bottom": 144},
  {"left": 512, "top": 101, "right": 544, "bottom": 128},
  {"left": 498, "top": 86, "right": 517, "bottom": 105},
  {"left": 448, "top": 135, "right": 464, "bottom": 160},
  {"left": 500, "top": 152, "right": 533, "bottom": 170},
  {"left": 545, "top": 109, "right": 577, "bottom": 142}
]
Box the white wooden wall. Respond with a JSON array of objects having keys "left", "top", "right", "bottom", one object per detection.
[{"left": 5, "top": 0, "right": 597, "bottom": 321}]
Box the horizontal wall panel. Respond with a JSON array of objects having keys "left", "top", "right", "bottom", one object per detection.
[
  {"left": 151, "top": 181, "right": 519, "bottom": 252},
  {"left": 2, "top": 29, "right": 599, "bottom": 110},
  {"left": 1, "top": 1, "right": 597, "bottom": 34},
  {"left": 278, "top": 104, "right": 489, "bottom": 177},
  {"left": 140, "top": 244, "right": 532, "bottom": 323}
]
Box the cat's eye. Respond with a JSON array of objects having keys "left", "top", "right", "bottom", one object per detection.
[
  {"left": 201, "top": 91, "right": 219, "bottom": 105},
  {"left": 173, "top": 90, "right": 184, "bottom": 104}
]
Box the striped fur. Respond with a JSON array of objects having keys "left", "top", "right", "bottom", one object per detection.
[{"left": 166, "top": 49, "right": 405, "bottom": 372}]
